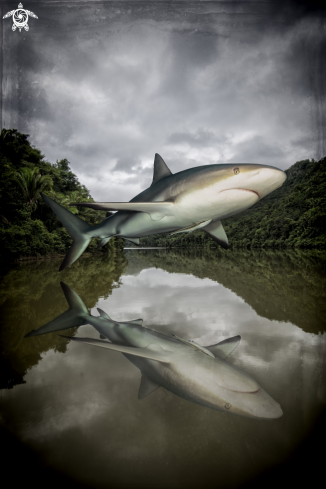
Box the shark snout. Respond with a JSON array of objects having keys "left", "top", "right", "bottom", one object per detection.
[{"left": 251, "top": 167, "right": 286, "bottom": 199}]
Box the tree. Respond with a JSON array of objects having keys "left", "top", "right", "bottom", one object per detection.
[{"left": 14, "top": 167, "right": 53, "bottom": 216}]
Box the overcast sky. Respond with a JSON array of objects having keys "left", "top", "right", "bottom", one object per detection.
[{"left": 1, "top": 1, "right": 326, "bottom": 201}]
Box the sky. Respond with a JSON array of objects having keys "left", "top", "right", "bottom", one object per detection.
[{"left": 1, "top": 1, "right": 326, "bottom": 201}]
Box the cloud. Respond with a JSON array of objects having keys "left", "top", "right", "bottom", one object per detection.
[
  {"left": 111, "top": 155, "right": 142, "bottom": 173},
  {"left": 167, "top": 129, "right": 228, "bottom": 148},
  {"left": 227, "top": 135, "right": 288, "bottom": 164},
  {"left": 3, "top": 2, "right": 325, "bottom": 200}
]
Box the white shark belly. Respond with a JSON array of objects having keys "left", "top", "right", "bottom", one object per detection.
[{"left": 175, "top": 186, "right": 259, "bottom": 222}]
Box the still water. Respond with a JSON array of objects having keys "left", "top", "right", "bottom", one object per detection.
[{"left": 0, "top": 249, "right": 326, "bottom": 488}]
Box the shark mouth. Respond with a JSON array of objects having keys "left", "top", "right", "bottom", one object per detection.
[{"left": 221, "top": 188, "right": 261, "bottom": 199}]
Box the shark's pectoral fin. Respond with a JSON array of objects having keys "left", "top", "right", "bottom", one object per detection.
[
  {"left": 202, "top": 220, "right": 229, "bottom": 249},
  {"left": 138, "top": 374, "right": 160, "bottom": 399},
  {"left": 70, "top": 202, "right": 175, "bottom": 221},
  {"left": 170, "top": 219, "right": 212, "bottom": 236},
  {"left": 205, "top": 335, "right": 241, "bottom": 359},
  {"left": 60, "top": 336, "right": 171, "bottom": 363}
]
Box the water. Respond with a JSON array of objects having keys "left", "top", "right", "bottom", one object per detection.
[{"left": 0, "top": 249, "right": 326, "bottom": 488}]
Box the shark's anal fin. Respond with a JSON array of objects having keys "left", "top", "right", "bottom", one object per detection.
[
  {"left": 205, "top": 335, "right": 241, "bottom": 359},
  {"left": 138, "top": 375, "right": 160, "bottom": 399},
  {"left": 124, "top": 237, "right": 140, "bottom": 245},
  {"left": 170, "top": 219, "right": 212, "bottom": 236},
  {"left": 151, "top": 154, "right": 173, "bottom": 186},
  {"left": 202, "top": 220, "right": 229, "bottom": 249},
  {"left": 96, "top": 310, "right": 143, "bottom": 327},
  {"left": 97, "top": 237, "right": 112, "bottom": 248},
  {"left": 125, "top": 319, "right": 143, "bottom": 326},
  {"left": 61, "top": 337, "right": 171, "bottom": 363}
]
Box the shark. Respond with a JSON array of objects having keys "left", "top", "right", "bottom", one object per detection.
[
  {"left": 25, "top": 283, "right": 283, "bottom": 419},
  {"left": 41, "top": 154, "right": 286, "bottom": 271}
]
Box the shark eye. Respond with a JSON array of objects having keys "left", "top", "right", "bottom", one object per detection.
[{"left": 233, "top": 167, "right": 240, "bottom": 175}]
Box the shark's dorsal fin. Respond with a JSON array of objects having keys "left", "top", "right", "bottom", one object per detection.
[
  {"left": 138, "top": 375, "right": 160, "bottom": 399},
  {"left": 97, "top": 308, "right": 112, "bottom": 320},
  {"left": 151, "top": 154, "right": 173, "bottom": 186},
  {"left": 205, "top": 335, "right": 241, "bottom": 359}
]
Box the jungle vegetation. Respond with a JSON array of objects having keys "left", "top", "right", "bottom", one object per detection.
[
  {"left": 140, "top": 157, "right": 326, "bottom": 249},
  {"left": 0, "top": 128, "right": 124, "bottom": 263}
]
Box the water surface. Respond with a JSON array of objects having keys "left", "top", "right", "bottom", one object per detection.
[{"left": 0, "top": 249, "right": 325, "bottom": 488}]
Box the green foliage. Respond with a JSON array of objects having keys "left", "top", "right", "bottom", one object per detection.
[
  {"left": 141, "top": 157, "right": 326, "bottom": 249},
  {"left": 0, "top": 128, "right": 122, "bottom": 262},
  {"left": 14, "top": 166, "right": 53, "bottom": 215}
]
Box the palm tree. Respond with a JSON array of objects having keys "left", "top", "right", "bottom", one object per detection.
[{"left": 14, "top": 167, "right": 53, "bottom": 215}]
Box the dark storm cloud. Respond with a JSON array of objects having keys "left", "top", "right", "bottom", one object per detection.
[
  {"left": 228, "top": 135, "right": 288, "bottom": 164},
  {"left": 167, "top": 129, "right": 228, "bottom": 148},
  {"left": 1, "top": 1, "right": 325, "bottom": 200}
]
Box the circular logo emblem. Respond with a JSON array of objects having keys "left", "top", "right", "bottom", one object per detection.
[
  {"left": 3, "top": 3, "right": 38, "bottom": 33},
  {"left": 13, "top": 9, "right": 28, "bottom": 29}
]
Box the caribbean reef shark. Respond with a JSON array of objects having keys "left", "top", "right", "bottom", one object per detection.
[
  {"left": 25, "top": 283, "right": 283, "bottom": 419},
  {"left": 42, "top": 154, "right": 286, "bottom": 271}
]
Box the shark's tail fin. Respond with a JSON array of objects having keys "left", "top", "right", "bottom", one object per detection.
[
  {"left": 41, "top": 193, "right": 94, "bottom": 271},
  {"left": 25, "top": 282, "right": 90, "bottom": 337}
]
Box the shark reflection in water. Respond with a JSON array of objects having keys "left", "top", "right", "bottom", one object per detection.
[
  {"left": 26, "top": 283, "right": 282, "bottom": 419},
  {"left": 41, "top": 154, "right": 286, "bottom": 271}
]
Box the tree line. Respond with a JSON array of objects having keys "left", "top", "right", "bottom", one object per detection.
[{"left": 0, "top": 128, "right": 124, "bottom": 263}]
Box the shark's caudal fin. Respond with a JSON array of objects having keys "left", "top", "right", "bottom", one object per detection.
[
  {"left": 41, "top": 193, "right": 95, "bottom": 271},
  {"left": 25, "top": 283, "right": 90, "bottom": 337}
]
